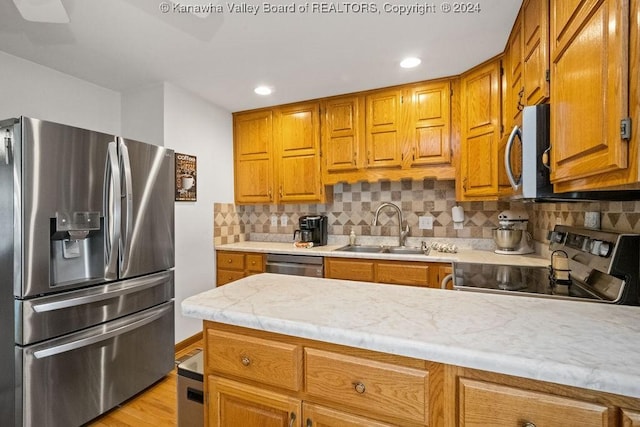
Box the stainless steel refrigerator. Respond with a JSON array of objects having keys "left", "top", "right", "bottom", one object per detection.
[{"left": 0, "top": 117, "right": 176, "bottom": 426}]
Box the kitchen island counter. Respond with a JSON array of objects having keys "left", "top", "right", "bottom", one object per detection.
[{"left": 183, "top": 273, "right": 640, "bottom": 400}]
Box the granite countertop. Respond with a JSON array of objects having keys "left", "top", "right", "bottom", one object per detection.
[
  {"left": 182, "top": 273, "right": 640, "bottom": 399},
  {"left": 216, "top": 241, "right": 549, "bottom": 267}
]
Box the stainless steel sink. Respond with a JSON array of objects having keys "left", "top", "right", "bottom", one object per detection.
[
  {"left": 335, "top": 245, "right": 385, "bottom": 253},
  {"left": 385, "top": 246, "right": 425, "bottom": 255},
  {"left": 335, "top": 245, "right": 427, "bottom": 255}
]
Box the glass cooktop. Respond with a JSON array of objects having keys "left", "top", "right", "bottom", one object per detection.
[{"left": 451, "top": 262, "right": 623, "bottom": 303}]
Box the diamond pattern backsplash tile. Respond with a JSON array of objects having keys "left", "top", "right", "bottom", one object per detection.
[{"left": 214, "top": 183, "right": 640, "bottom": 247}]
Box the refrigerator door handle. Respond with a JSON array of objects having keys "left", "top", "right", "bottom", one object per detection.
[
  {"left": 31, "top": 271, "right": 172, "bottom": 313},
  {"left": 505, "top": 125, "right": 522, "bottom": 190},
  {"left": 104, "top": 141, "right": 121, "bottom": 280},
  {"left": 119, "top": 138, "right": 133, "bottom": 276},
  {"left": 32, "top": 304, "right": 172, "bottom": 359}
]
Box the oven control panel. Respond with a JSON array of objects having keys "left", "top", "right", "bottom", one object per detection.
[{"left": 549, "top": 225, "right": 620, "bottom": 274}]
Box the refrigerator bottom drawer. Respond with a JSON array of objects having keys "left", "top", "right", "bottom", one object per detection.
[{"left": 18, "top": 302, "right": 175, "bottom": 427}]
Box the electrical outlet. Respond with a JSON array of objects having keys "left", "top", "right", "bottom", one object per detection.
[
  {"left": 270, "top": 214, "right": 278, "bottom": 227},
  {"left": 280, "top": 214, "right": 288, "bottom": 226},
  {"left": 418, "top": 216, "right": 433, "bottom": 230},
  {"left": 454, "top": 222, "right": 463, "bottom": 230}
]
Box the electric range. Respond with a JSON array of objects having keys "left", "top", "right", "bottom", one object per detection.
[{"left": 452, "top": 225, "right": 640, "bottom": 305}]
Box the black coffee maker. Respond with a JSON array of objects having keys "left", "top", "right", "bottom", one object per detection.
[{"left": 293, "top": 215, "right": 328, "bottom": 246}]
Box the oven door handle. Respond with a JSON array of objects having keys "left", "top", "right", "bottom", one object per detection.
[
  {"left": 31, "top": 272, "right": 172, "bottom": 313},
  {"left": 505, "top": 125, "right": 522, "bottom": 190},
  {"left": 32, "top": 304, "right": 172, "bottom": 359},
  {"left": 441, "top": 274, "right": 453, "bottom": 289}
]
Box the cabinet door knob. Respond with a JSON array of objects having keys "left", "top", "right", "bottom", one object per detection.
[
  {"left": 227, "top": 258, "right": 232, "bottom": 264},
  {"left": 306, "top": 418, "right": 313, "bottom": 427},
  {"left": 353, "top": 381, "right": 366, "bottom": 394},
  {"left": 288, "top": 412, "right": 296, "bottom": 427},
  {"left": 522, "top": 422, "right": 536, "bottom": 427},
  {"left": 241, "top": 356, "right": 251, "bottom": 366}
]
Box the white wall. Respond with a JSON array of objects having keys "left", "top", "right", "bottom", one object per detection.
[
  {"left": 121, "top": 83, "right": 165, "bottom": 145},
  {"left": 0, "top": 51, "right": 121, "bottom": 134},
  {"left": 163, "top": 82, "right": 234, "bottom": 342}
]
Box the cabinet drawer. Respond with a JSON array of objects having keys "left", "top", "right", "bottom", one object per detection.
[
  {"left": 216, "top": 252, "right": 245, "bottom": 271},
  {"left": 207, "top": 329, "right": 302, "bottom": 391},
  {"left": 305, "top": 348, "right": 428, "bottom": 424},
  {"left": 245, "top": 254, "right": 264, "bottom": 272},
  {"left": 376, "top": 262, "right": 429, "bottom": 286},
  {"left": 216, "top": 269, "right": 245, "bottom": 286},
  {"left": 459, "top": 378, "right": 611, "bottom": 426},
  {"left": 324, "top": 258, "right": 375, "bottom": 282}
]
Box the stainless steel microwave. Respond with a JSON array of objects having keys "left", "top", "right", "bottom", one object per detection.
[
  {"left": 505, "top": 104, "right": 553, "bottom": 200},
  {"left": 504, "top": 104, "right": 640, "bottom": 201}
]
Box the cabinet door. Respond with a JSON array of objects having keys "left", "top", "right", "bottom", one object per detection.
[
  {"left": 234, "top": 110, "right": 274, "bottom": 203},
  {"left": 549, "top": 0, "right": 629, "bottom": 188},
  {"left": 458, "top": 378, "right": 611, "bottom": 427},
  {"left": 522, "top": 0, "right": 550, "bottom": 105},
  {"left": 407, "top": 81, "right": 451, "bottom": 167},
  {"left": 303, "top": 402, "right": 396, "bottom": 427},
  {"left": 460, "top": 60, "right": 501, "bottom": 199},
  {"left": 622, "top": 408, "right": 640, "bottom": 427},
  {"left": 323, "top": 96, "right": 361, "bottom": 173},
  {"left": 275, "top": 102, "right": 324, "bottom": 203},
  {"left": 208, "top": 376, "right": 301, "bottom": 427},
  {"left": 365, "top": 89, "right": 403, "bottom": 169}
]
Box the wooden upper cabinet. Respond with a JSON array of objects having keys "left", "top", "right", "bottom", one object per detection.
[
  {"left": 322, "top": 95, "right": 362, "bottom": 173},
  {"left": 459, "top": 59, "right": 501, "bottom": 200},
  {"left": 522, "top": 0, "right": 550, "bottom": 105},
  {"left": 407, "top": 81, "right": 451, "bottom": 167},
  {"left": 549, "top": 0, "right": 630, "bottom": 190},
  {"left": 275, "top": 102, "right": 324, "bottom": 203},
  {"left": 365, "top": 89, "right": 403, "bottom": 169},
  {"left": 233, "top": 110, "right": 274, "bottom": 204}
]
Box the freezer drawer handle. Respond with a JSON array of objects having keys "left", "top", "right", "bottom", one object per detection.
[
  {"left": 31, "top": 271, "right": 172, "bottom": 313},
  {"left": 32, "top": 304, "right": 171, "bottom": 359}
]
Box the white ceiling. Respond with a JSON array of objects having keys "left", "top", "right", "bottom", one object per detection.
[{"left": 0, "top": 0, "right": 521, "bottom": 112}]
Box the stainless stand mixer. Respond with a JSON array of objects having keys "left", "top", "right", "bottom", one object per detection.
[{"left": 493, "top": 210, "right": 534, "bottom": 255}]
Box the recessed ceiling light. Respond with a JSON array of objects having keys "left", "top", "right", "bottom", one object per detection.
[
  {"left": 400, "top": 57, "right": 421, "bottom": 69},
  {"left": 254, "top": 86, "right": 273, "bottom": 96}
]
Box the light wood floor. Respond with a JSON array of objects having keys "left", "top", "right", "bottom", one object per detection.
[{"left": 86, "top": 338, "right": 204, "bottom": 427}]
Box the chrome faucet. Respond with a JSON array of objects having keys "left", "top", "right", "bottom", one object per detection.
[{"left": 372, "top": 202, "right": 409, "bottom": 247}]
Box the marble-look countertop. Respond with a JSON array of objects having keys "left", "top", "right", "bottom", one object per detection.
[
  {"left": 182, "top": 273, "right": 640, "bottom": 399},
  {"left": 216, "top": 241, "right": 549, "bottom": 267}
]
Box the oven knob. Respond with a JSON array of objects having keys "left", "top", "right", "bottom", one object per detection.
[
  {"left": 589, "top": 240, "right": 601, "bottom": 255},
  {"left": 598, "top": 241, "right": 612, "bottom": 257}
]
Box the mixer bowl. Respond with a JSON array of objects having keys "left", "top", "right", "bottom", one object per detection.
[{"left": 493, "top": 228, "right": 522, "bottom": 250}]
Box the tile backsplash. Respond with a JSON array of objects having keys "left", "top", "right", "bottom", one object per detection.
[{"left": 214, "top": 180, "right": 640, "bottom": 248}]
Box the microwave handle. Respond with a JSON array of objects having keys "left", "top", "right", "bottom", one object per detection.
[{"left": 505, "top": 125, "right": 522, "bottom": 190}]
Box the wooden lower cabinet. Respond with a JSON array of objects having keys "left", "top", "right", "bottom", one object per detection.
[
  {"left": 458, "top": 378, "right": 610, "bottom": 427},
  {"left": 622, "top": 409, "right": 640, "bottom": 426},
  {"left": 208, "top": 376, "right": 301, "bottom": 427},
  {"left": 324, "top": 257, "right": 451, "bottom": 288},
  {"left": 205, "top": 322, "right": 431, "bottom": 427},
  {"left": 303, "top": 402, "right": 396, "bottom": 427},
  {"left": 216, "top": 251, "right": 265, "bottom": 286}
]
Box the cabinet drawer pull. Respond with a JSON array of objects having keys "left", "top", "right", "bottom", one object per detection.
[
  {"left": 227, "top": 258, "right": 232, "bottom": 264},
  {"left": 241, "top": 356, "right": 251, "bottom": 366},
  {"left": 306, "top": 418, "right": 313, "bottom": 427},
  {"left": 353, "top": 381, "right": 366, "bottom": 394},
  {"left": 522, "top": 422, "right": 536, "bottom": 427},
  {"left": 288, "top": 412, "right": 296, "bottom": 427}
]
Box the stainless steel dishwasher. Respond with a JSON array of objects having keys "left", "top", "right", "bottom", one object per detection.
[{"left": 265, "top": 253, "right": 324, "bottom": 277}]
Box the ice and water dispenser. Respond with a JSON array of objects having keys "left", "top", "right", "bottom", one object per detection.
[{"left": 49, "top": 211, "right": 104, "bottom": 287}]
